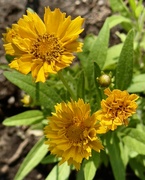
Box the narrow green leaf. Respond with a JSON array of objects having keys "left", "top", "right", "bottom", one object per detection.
[
  {"left": 129, "top": 0, "right": 136, "bottom": 12},
  {"left": 84, "top": 160, "right": 96, "bottom": 180},
  {"left": 0, "top": 64, "right": 11, "bottom": 70},
  {"left": 76, "top": 167, "right": 84, "bottom": 180},
  {"left": 119, "top": 141, "right": 129, "bottom": 167},
  {"left": 107, "top": 15, "right": 131, "bottom": 29},
  {"left": 78, "top": 34, "right": 97, "bottom": 62},
  {"left": 106, "top": 132, "right": 125, "bottom": 180},
  {"left": 100, "top": 150, "right": 109, "bottom": 167},
  {"left": 41, "top": 154, "right": 59, "bottom": 164},
  {"left": 88, "top": 20, "right": 110, "bottom": 70},
  {"left": 94, "top": 62, "right": 102, "bottom": 108},
  {"left": 128, "top": 81, "right": 145, "bottom": 93},
  {"left": 109, "top": 0, "right": 132, "bottom": 31},
  {"left": 45, "top": 162, "right": 70, "bottom": 180},
  {"left": 109, "top": 0, "right": 130, "bottom": 17},
  {"left": 123, "top": 128, "right": 145, "bottom": 155},
  {"left": 77, "top": 71, "right": 85, "bottom": 99},
  {"left": 3, "top": 110, "right": 44, "bottom": 126},
  {"left": 83, "top": 151, "right": 100, "bottom": 180},
  {"left": 4, "top": 71, "right": 62, "bottom": 109},
  {"left": 127, "top": 74, "right": 145, "bottom": 92},
  {"left": 123, "top": 136, "right": 145, "bottom": 155},
  {"left": 135, "top": 4, "right": 144, "bottom": 18},
  {"left": 130, "top": 74, "right": 145, "bottom": 83},
  {"left": 14, "top": 137, "right": 48, "bottom": 180},
  {"left": 115, "top": 29, "right": 134, "bottom": 90},
  {"left": 129, "top": 157, "right": 145, "bottom": 180},
  {"left": 91, "top": 150, "right": 100, "bottom": 169},
  {"left": 5, "top": 54, "right": 15, "bottom": 63},
  {"left": 78, "top": 34, "right": 97, "bottom": 89},
  {"left": 79, "top": 20, "right": 109, "bottom": 89},
  {"left": 103, "top": 43, "right": 123, "bottom": 70}
]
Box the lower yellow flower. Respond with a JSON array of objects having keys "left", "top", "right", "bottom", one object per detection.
[
  {"left": 44, "top": 99, "right": 106, "bottom": 170},
  {"left": 96, "top": 88, "right": 139, "bottom": 131},
  {"left": 3, "top": 7, "right": 84, "bottom": 82}
]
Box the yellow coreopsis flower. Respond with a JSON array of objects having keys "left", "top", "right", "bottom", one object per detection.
[
  {"left": 96, "top": 88, "right": 139, "bottom": 131},
  {"left": 44, "top": 99, "right": 106, "bottom": 170},
  {"left": 3, "top": 7, "right": 84, "bottom": 82}
]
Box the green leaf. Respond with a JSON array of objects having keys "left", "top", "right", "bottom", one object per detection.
[
  {"left": 84, "top": 161, "right": 96, "bottom": 180},
  {"left": 129, "top": 157, "right": 145, "bottom": 180},
  {"left": 14, "top": 137, "right": 48, "bottom": 180},
  {"left": 94, "top": 62, "right": 102, "bottom": 108},
  {"left": 3, "top": 110, "right": 44, "bottom": 126},
  {"left": 123, "top": 136, "right": 145, "bottom": 155},
  {"left": 103, "top": 43, "right": 123, "bottom": 70},
  {"left": 92, "top": 150, "right": 101, "bottom": 169},
  {"left": 77, "top": 71, "right": 85, "bottom": 99},
  {"left": 100, "top": 150, "right": 109, "bottom": 167},
  {"left": 109, "top": 0, "right": 133, "bottom": 31},
  {"left": 119, "top": 140, "right": 129, "bottom": 167},
  {"left": 78, "top": 34, "right": 97, "bottom": 89},
  {"left": 45, "top": 162, "right": 70, "bottom": 180},
  {"left": 129, "top": 0, "right": 136, "bottom": 12},
  {"left": 83, "top": 151, "right": 100, "bottom": 180},
  {"left": 4, "top": 70, "right": 62, "bottom": 109},
  {"left": 76, "top": 167, "right": 84, "bottom": 180},
  {"left": 79, "top": 20, "right": 109, "bottom": 89},
  {"left": 5, "top": 54, "right": 15, "bottom": 63},
  {"left": 109, "top": 0, "right": 130, "bottom": 17},
  {"left": 78, "top": 34, "right": 97, "bottom": 61},
  {"left": 107, "top": 15, "right": 131, "bottom": 29},
  {"left": 0, "top": 64, "right": 11, "bottom": 70},
  {"left": 135, "top": 4, "right": 144, "bottom": 18},
  {"left": 123, "top": 128, "right": 145, "bottom": 155},
  {"left": 127, "top": 74, "right": 145, "bottom": 92},
  {"left": 115, "top": 29, "right": 134, "bottom": 90},
  {"left": 106, "top": 132, "right": 125, "bottom": 180},
  {"left": 88, "top": 20, "right": 110, "bottom": 70},
  {"left": 41, "top": 154, "right": 59, "bottom": 164}
]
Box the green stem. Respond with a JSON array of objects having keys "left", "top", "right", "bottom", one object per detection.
[
  {"left": 58, "top": 70, "right": 77, "bottom": 100},
  {"left": 36, "top": 82, "right": 39, "bottom": 104}
]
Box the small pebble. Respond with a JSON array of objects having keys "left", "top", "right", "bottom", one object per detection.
[
  {"left": 1, "top": 165, "right": 9, "bottom": 174},
  {"left": 7, "top": 96, "right": 15, "bottom": 105}
]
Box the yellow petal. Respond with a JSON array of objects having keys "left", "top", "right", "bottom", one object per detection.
[
  {"left": 35, "top": 66, "right": 46, "bottom": 83},
  {"left": 9, "top": 59, "right": 19, "bottom": 70}
]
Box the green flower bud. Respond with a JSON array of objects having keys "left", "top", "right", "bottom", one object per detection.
[{"left": 98, "top": 74, "right": 111, "bottom": 87}]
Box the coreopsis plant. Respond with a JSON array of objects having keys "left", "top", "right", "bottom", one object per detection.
[
  {"left": 1, "top": 2, "right": 145, "bottom": 180},
  {"left": 3, "top": 7, "right": 84, "bottom": 82}
]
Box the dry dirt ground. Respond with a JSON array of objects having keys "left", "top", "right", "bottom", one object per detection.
[{"left": 0, "top": 0, "right": 138, "bottom": 179}]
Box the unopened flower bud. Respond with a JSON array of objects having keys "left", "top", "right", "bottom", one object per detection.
[
  {"left": 98, "top": 74, "right": 111, "bottom": 87},
  {"left": 21, "top": 94, "right": 32, "bottom": 106}
]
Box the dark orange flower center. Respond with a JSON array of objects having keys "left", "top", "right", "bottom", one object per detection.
[
  {"left": 30, "top": 34, "right": 64, "bottom": 62},
  {"left": 65, "top": 116, "right": 97, "bottom": 144},
  {"left": 66, "top": 124, "right": 84, "bottom": 142},
  {"left": 65, "top": 117, "right": 85, "bottom": 143}
]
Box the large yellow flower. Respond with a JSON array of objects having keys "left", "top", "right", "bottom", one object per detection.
[
  {"left": 96, "top": 88, "right": 139, "bottom": 131},
  {"left": 3, "top": 7, "right": 84, "bottom": 82},
  {"left": 44, "top": 99, "right": 106, "bottom": 170}
]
